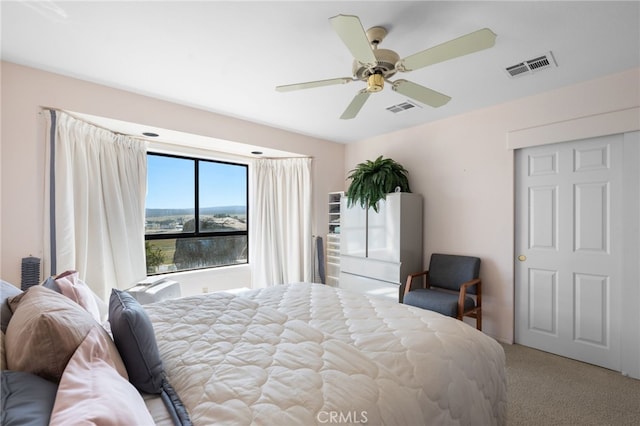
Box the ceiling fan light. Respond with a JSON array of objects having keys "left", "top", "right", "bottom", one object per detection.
[{"left": 367, "top": 74, "right": 384, "bottom": 92}]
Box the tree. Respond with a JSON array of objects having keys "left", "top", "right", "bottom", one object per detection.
[{"left": 145, "top": 241, "right": 165, "bottom": 273}]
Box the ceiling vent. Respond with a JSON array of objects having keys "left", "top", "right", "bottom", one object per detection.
[
  {"left": 386, "top": 100, "right": 422, "bottom": 114},
  {"left": 505, "top": 51, "right": 557, "bottom": 78}
]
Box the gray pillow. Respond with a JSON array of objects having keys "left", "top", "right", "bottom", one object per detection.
[
  {"left": 41, "top": 277, "right": 61, "bottom": 293},
  {"left": 1, "top": 370, "right": 58, "bottom": 426},
  {"left": 109, "top": 289, "right": 164, "bottom": 394},
  {"left": 1, "top": 281, "right": 22, "bottom": 334}
]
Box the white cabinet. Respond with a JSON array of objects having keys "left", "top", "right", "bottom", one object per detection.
[
  {"left": 339, "top": 192, "right": 423, "bottom": 301},
  {"left": 326, "top": 192, "right": 343, "bottom": 287}
]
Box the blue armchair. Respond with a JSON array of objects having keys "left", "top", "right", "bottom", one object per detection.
[{"left": 402, "top": 253, "right": 482, "bottom": 330}]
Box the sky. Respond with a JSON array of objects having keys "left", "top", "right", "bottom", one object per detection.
[{"left": 146, "top": 154, "right": 247, "bottom": 209}]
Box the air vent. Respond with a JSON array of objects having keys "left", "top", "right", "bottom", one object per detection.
[
  {"left": 505, "top": 51, "right": 557, "bottom": 78},
  {"left": 386, "top": 100, "right": 422, "bottom": 114}
]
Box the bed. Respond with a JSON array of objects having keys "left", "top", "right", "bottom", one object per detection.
[
  {"left": 1, "top": 280, "right": 506, "bottom": 425},
  {"left": 144, "top": 283, "right": 506, "bottom": 425}
]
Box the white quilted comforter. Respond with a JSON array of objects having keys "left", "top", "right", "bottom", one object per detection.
[{"left": 145, "top": 283, "right": 506, "bottom": 425}]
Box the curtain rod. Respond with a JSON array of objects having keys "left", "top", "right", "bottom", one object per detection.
[
  {"left": 40, "top": 107, "right": 314, "bottom": 160},
  {"left": 39, "top": 107, "right": 148, "bottom": 140}
]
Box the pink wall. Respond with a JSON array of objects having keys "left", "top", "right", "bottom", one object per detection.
[
  {"left": 0, "top": 61, "right": 345, "bottom": 287},
  {"left": 2, "top": 60, "right": 638, "bottom": 342},
  {"left": 345, "top": 68, "right": 640, "bottom": 342}
]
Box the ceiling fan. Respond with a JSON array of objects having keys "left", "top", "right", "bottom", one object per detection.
[{"left": 276, "top": 14, "right": 496, "bottom": 119}]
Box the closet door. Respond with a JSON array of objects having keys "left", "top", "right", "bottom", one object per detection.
[{"left": 515, "top": 134, "right": 628, "bottom": 373}]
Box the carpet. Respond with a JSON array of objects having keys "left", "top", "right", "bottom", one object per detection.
[{"left": 503, "top": 343, "right": 640, "bottom": 425}]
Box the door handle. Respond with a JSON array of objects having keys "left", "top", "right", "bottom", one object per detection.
[{"left": 518, "top": 255, "right": 526, "bottom": 261}]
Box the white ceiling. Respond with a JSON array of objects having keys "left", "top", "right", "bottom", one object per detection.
[{"left": 2, "top": 1, "right": 639, "bottom": 145}]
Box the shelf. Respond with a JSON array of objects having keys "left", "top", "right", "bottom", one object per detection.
[
  {"left": 327, "top": 191, "right": 344, "bottom": 286},
  {"left": 328, "top": 192, "right": 343, "bottom": 204}
]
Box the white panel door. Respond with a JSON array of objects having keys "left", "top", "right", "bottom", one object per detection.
[{"left": 515, "top": 135, "right": 623, "bottom": 371}]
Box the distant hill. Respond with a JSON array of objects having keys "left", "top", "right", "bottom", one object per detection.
[{"left": 146, "top": 206, "right": 246, "bottom": 217}]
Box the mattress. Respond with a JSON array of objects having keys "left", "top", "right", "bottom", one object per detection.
[{"left": 145, "top": 283, "right": 506, "bottom": 425}]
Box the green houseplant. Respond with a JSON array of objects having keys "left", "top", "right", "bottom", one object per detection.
[{"left": 345, "top": 155, "right": 411, "bottom": 212}]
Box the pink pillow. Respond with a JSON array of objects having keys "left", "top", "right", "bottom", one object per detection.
[
  {"left": 54, "top": 271, "right": 101, "bottom": 323},
  {"left": 50, "top": 326, "right": 155, "bottom": 425},
  {"left": 6, "top": 286, "right": 127, "bottom": 383}
]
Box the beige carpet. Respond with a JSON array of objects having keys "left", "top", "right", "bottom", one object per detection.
[{"left": 503, "top": 343, "right": 640, "bottom": 425}]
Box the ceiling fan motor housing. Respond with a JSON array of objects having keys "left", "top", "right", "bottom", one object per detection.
[
  {"left": 352, "top": 48, "right": 400, "bottom": 81},
  {"left": 367, "top": 74, "right": 384, "bottom": 92}
]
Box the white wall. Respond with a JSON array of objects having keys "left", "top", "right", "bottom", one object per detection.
[
  {"left": 0, "top": 61, "right": 345, "bottom": 289},
  {"left": 345, "top": 68, "right": 640, "bottom": 343}
]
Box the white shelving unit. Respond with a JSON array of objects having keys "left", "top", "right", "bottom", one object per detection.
[
  {"left": 326, "top": 192, "right": 343, "bottom": 286},
  {"left": 328, "top": 191, "right": 342, "bottom": 234}
]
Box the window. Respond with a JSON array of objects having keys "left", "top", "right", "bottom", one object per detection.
[{"left": 144, "top": 153, "right": 248, "bottom": 274}]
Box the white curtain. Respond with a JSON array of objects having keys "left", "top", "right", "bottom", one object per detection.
[
  {"left": 44, "top": 111, "right": 147, "bottom": 302},
  {"left": 251, "top": 157, "right": 313, "bottom": 287}
]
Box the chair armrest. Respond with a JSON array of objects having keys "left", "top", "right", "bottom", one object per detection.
[
  {"left": 460, "top": 278, "right": 481, "bottom": 293},
  {"left": 403, "top": 271, "right": 429, "bottom": 298},
  {"left": 458, "top": 278, "right": 482, "bottom": 314}
]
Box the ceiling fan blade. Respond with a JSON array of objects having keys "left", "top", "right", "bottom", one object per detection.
[
  {"left": 397, "top": 28, "right": 496, "bottom": 72},
  {"left": 276, "top": 77, "right": 354, "bottom": 92},
  {"left": 391, "top": 79, "right": 451, "bottom": 108},
  {"left": 329, "top": 14, "right": 377, "bottom": 68},
  {"left": 340, "top": 90, "right": 371, "bottom": 120}
]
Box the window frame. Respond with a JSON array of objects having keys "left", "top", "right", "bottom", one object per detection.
[{"left": 144, "top": 151, "right": 249, "bottom": 272}]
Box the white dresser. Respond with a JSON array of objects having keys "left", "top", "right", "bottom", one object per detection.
[{"left": 339, "top": 192, "right": 423, "bottom": 302}]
